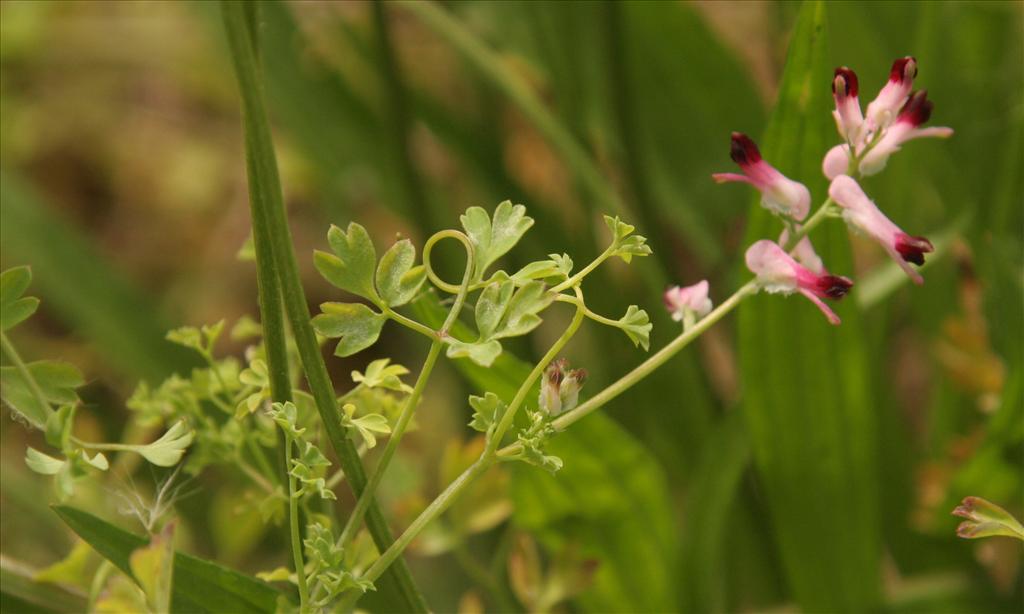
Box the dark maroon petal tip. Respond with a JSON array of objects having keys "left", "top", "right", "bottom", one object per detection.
[
  {"left": 832, "top": 66, "right": 859, "bottom": 97},
  {"left": 898, "top": 90, "right": 934, "bottom": 126},
  {"left": 816, "top": 275, "right": 854, "bottom": 300},
  {"left": 729, "top": 132, "right": 762, "bottom": 165},
  {"left": 889, "top": 56, "right": 918, "bottom": 83},
  {"left": 895, "top": 234, "right": 934, "bottom": 266}
]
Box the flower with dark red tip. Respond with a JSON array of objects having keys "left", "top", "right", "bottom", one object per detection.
[
  {"left": 832, "top": 66, "right": 864, "bottom": 144},
  {"left": 712, "top": 133, "right": 811, "bottom": 221},
  {"left": 829, "top": 175, "right": 935, "bottom": 284},
  {"left": 745, "top": 240, "right": 852, "bottom": 325},
  {"left": 857, "top": 90, "right": 954, "bottom": 176},
  {"left": 864, "top": 56, "right": 918, "bottom": 134}
]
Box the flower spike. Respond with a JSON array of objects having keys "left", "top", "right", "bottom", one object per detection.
[
  {"left": 828, "top": 175, "right": 934, "bottom": 284},
  {"left": 864, "top": 56, "right": 917, "bottom": 134},
  {"left": 664, "top": 280, "right": 713, "bottom": 323},
  {"left": 713, "top": 132, "right": 811, "bottom": 221},
  {"left": 832, "top": 66, "right": 864, "bottom": 144},
  {"left": 745, "top": 240, "right": 853, "bottom": 325}
]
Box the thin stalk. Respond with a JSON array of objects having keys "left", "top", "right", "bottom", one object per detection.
[
  {"left": 0, "top": 331, "right": 53, "bottom": 427},
  {"left": 339, "top": 230, "right": 474, "bottom": 549},
  {"left": 359, "top": 296, "right": 586, "bottom": 587},
  {"left": 383, "top": 308, "right": 438, "bottom": 340},
  {"left": 285, "top": 436, "right": 310, "bottom": 608},
  {"left": 221, "top": 4, "right": 426, "bottom": 609},
  {"left": 549, "top": 246, "right": 614, "bottom": 294}
]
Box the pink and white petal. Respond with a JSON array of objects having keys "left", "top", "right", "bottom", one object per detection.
[
  {"left": 712, "top": 172, "right": 754, "bottom": 185},
  {"left": 798, "top": 289, "right": 842, "bottom": 325},
  {"left": 822, "top": 144, "right": 851, "bottom": 180}
]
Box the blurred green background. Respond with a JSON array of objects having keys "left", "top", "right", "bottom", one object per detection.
[{"left": 1, "top": 1, "right": 1021, "bottom": 612}]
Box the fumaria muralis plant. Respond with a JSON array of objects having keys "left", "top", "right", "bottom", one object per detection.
[{"left": 6, "top": 25, "right": 996, "bottom": 612}]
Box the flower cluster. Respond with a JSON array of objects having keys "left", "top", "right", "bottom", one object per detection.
[{"left": 668, "top": 57, "right": 950, "bottom": 325}]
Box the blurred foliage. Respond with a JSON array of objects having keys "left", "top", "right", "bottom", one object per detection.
[{"left": 1, "top": 1, "right": 1021, "bottom": 612}]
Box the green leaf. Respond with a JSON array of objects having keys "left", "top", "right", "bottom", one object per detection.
[
  {"left": 0, "top": 361, "right": 83, "bottom": 429},
  {"left": 25, "top": 447, "right": 65, "bottom": 475},
  {"left": 351, "top": 358, "right": 414, "bottom": 393},
  {"left": 53, "top": 505, "right": 282, "bottom": 613},
  {"left": 341, "top": 404, "right": 391, "bottom": 449},
  {"left": 468, "top": 392, "right": 505, "bottom": 434},
  {"left": 375, "top": 239, "right": 427, "bottom": 307},
  {"left": 475, "top": 280, "right": 515, "bottom": 340},
  {"left": 1, "top": 555, "right": 88, "bottom": 614},
  {"left": 312, "top": 303, "right": 386, "bottom": 357},
  {"left": 445, "top": 339, "right": 503, "bottom": 368},
  {"left": 493, "top": 281, "right": 553, "bottom": 340},
  {"left": 615, "top": 305, "right": 652, "bottom": 351},
  {"left": 737, "top": 3, "right": 880, "bottom": 612},
  {"left": 460, "top": 201, "right": 534, "bottom": 281},
  {"left": 134, "top": 421, "right": 195, "bottom": 467},
  {"left": 0, "top": 267, "right": 38, "bottom": 332},
  {"left": 316, "top": 223, "right": 380, "bottom": 303}
]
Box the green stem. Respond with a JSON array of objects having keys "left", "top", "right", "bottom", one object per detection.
[
  {"left": 549, "top": 246, "right": 614, "bottom": 294},
  {"left": 383, "top": 308, "right": 438, "bottom": 340},
  {"left": 221, "top": 3, "right": 427, "bottom": 610},
  {"left": 339, "top": 230, "right": 474, "bottom": 549},
  {"left": 782, "top": 196, "right": 835, "bottom": 249},
  {"left": 285, "top": 436, "right": 310, "bottom": 608},
  {"left": 0, "top": 331, "right": 53, "bottom": 428},
  {"left": 359, "top": 296, "right": 586, "bottom": 587}
]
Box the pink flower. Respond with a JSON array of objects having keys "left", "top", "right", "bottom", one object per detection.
[
  {"left": 713, "top": 132, "right": 811, "bottom": 221},
  {"left": 864, "top": 57, "right": 917, "bottom": 135},
  {"left": 745, "top": 240, "right": 853, "bottom": 325},
  {"left": 539, "top": 358, "right": 587, "bottom": 416},
  {"left": 779, "top": 227, "right": 825, "bottom": 275},
  {"left": 832, "top": 67, "right": 864, "bottom": 144},
  {"left": 828, "top": 175, "right": 934, "bottom": 284},
  {"left": 858, "top": 90, "right": 953, "bottom": 176},
  {"left": 664, "top": 280, "right": 712, "bottom": 322}
]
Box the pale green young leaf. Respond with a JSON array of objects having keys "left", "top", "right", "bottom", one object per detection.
[
  {"left": 494, "top": 281, "right": 554, "bottom": 339},
  {"left": 25, "top": 446, "right": 65, "bottom": 475},
  {"left": 468, "top": 392, "right": 505, "bottom": 434},
  {"left": 1, "top": 360, "right": 83, "bottom": 429},
  {"left": 602, "top": 215, "right": 652, "bottom": 262},
  {"left": 33, "top": 539, "right": 95, "bottom": 588},
  {"left": 446, "top": 339, "right": 503, "bottom": 367},
  {"left": 510, "top": 253, "right": 571, "bottom": 284},
  {"left": 475, "top": 280, "right": 515, "bottom": 339},
  {"left": 269, "top": 401, "right": 305, "bottom": 440},
  {"left": 616, "top": 305, "right": 653, "bottom": 351},
  {"left": 0, "top": 266, "right": 39, "bottom": 332},
  {"left": 350, "top": 413, "right": 391, "bottom": 449},
  {"left": 165, "top": 326, "right": 204, "bottom": 354},
  {"left": 81, "top": 451, "right": 109, "bottom": 471},
  {"left": 461, "top": 201, "right": 534, "bottom": 281},
  {"left": 136, "top": 421, "right": 194, "bottom": 467},
  {"left": 376, "top": 239, "right": 426, "bottom": 307},
  {"left": 312, "top": 302, "right": 386, "bottom": 357},
  {"left": 238, "top": 359, "right": 269, "bottom": 388},
  {"left": 351, "top": 358, "right": 413, "bottom": 393},
  {"left": 45, "top": 404, "right": 76, "bottom": 449},
  {"left": 316, "top": 222, "right": 380, "bottom": 302},
  {"left": 255, "top": 567, "right": 294, "bottom": 584},
  {"left": 230, "top": 315, "right": 263, "bottom": 341}
]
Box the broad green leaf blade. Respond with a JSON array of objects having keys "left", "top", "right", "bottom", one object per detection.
[
  {"left": 0, "top": 171, "right": 197, "bottom": 382},
  {"left": 737, "top": 3, "right": 880, "bottom": 612},
  {"left": 53, "top": 506, "right": 282, "bottom": 614},
  {"left": 460, "top": 201, "right": 534, "bottom": 281},
  {"left": 0, "top": 267, "right": 39, "bottom": 331},
  {"left": 412, "top": 291, "right": 678, "bottom": 612},
  {"left": 319, "top": 223, "right": 380, "bottom": 303}
]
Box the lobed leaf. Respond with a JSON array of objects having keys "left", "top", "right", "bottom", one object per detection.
[
  {"left": 375, "top": 239, "right": 427, "bottom": 307},
  {"left": 315, "top": 222, "right": 380, "bottom": 303},
  {"left": 446, "top": 339, "right": 503, "bottom": 368},
  {"left": 468, "top": 392, "right": 505, "bottom": 434},
  {"left": 615, "top": 305, "right": 652, "bottom": 351},
  {"left": 312, "top": 303, "right": 386, "bottom": 357},
  {"left": 351, "top": 358, "right": 414, "bottom": 393},
  {"left": 0, "top": 266, "right": 39, "bottom": 332},
  {"left": 461, "top": 201, "right": 534, "bottom": 282}
]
